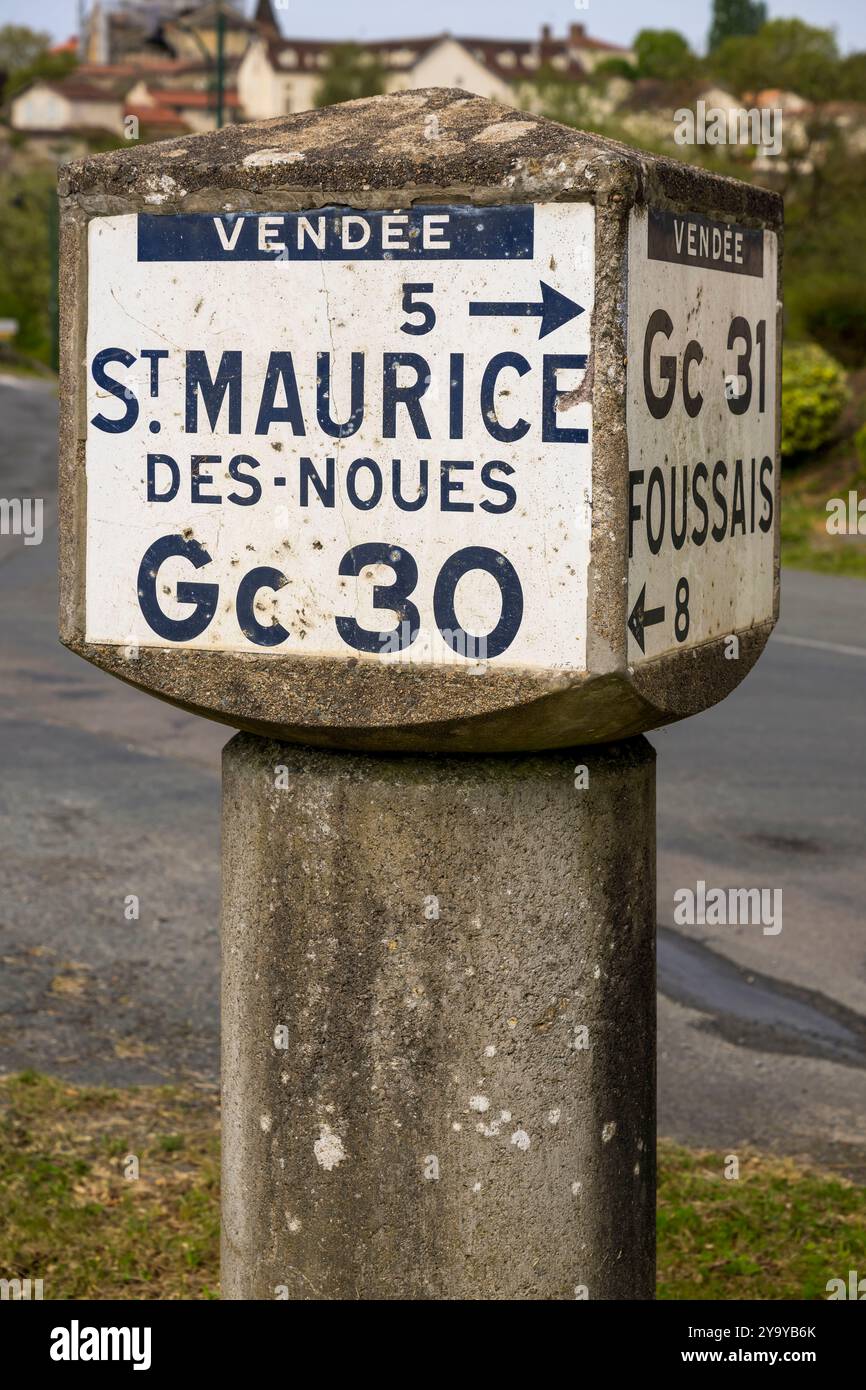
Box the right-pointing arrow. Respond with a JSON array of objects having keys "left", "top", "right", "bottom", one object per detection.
[
  {"left": 469, "top": 281, "right": 585, "bottom": 339},
  {"left": 628, "top": 583, "right": 666, "bottom": 654}
]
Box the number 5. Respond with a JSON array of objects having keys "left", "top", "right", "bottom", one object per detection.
[{"left": 400, "top": 283, "right": 436, "bottom": 335}]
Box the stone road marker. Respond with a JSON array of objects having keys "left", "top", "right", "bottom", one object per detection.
[
  {"left": 59, "top": 89, "right": 782, "bottom": 1299},
  {"left": 60, "top": 88, "right": 781, "bottom": 752}
]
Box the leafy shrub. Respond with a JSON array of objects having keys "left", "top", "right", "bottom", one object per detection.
[
  {"left": 781, "top": 343, "right": 848, "bottom": 458},
  {"left": 593, "top": 57, "right": 637, "bottom": 81},
  {"left": 634, "top": 29, "right": 700, "bottom": 81}
]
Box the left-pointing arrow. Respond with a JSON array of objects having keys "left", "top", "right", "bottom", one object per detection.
[
  {"left": 469, "top": 280, "right": 584, "bottom": 339},
  {"left": 628, "top": 584, "right": 666, "bottom": 654}
]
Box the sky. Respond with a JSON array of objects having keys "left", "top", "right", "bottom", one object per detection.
[{"left": 7, "top": 0, "right": 866, "bottom": 55}]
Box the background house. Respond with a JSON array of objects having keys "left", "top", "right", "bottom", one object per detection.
[
  {"left": 8, "top": 8, "right": 633, "bottom": 142},
  {"left": 11, "top": 71, "right": 132, "bottom": 138},
  {"left": 238, "top": 19, "right": 634, "bottom": 119},
  {"left": 81, "top": 0, "right": 257, "bottom": 66}
]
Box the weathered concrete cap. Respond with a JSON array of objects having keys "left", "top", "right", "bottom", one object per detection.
[{"left": 59, "top": 88, "right": 782, "bottom": 752}]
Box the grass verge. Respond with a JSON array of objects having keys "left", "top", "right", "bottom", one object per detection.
[
  {"left": 657, "top": 1138, "right": 866, "bottom": 1299},
  {"left": 0, "top": 1074, "right": 863, "bottom": 1299},
  {"left": 0, "top": 1072, "right": 218, "bottom": 1300}
]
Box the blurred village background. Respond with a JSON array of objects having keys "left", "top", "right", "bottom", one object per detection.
[{"left": 1, "top": 1, "right": 865, "bottom": 571}]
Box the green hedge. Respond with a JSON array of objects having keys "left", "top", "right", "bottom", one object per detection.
[{"left": 781, "top": 343, "right": 848, "bottom": 459}]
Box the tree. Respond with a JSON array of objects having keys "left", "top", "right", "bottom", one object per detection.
[
  {"left": 0, "top": 23, "right": 51, "bottom": 74},
  {"left": 708, "top": 0, "right": 767, "bottom": 52},
  {"left": 0, "top": 168, "right": 55, "bottom": 363},
  {"left": 3, "top": 51, "right": 77, "bottom": 102},
  {"left": 315, "top": 43, "right": 385, "bottom": 108},
  {"left": 633, "top": 30, "right": 699, "bottom": 83},
  {"left": 837, "top": 52, "right": 866, "bottom": 102},
  {"left": 710, "top": 19, "right": 839, "bottom": 101},
  {"left": 0, "top": 24, "right": 77, "bottom": 103}
]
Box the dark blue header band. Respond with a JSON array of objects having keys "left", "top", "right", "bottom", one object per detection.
[{"left": 137, "top": 205, "right": 535, "bottom": 263}]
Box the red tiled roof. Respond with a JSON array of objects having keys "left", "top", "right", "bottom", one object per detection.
[
  {"left": 461, "top": 38, "right": 587, "bottom": 82},
  {"left": 566, "top": 32, "right": 627, "bottom": 53},
  {"left": 77, "top": 59, "right": 239, "bottom": 80},
  {"left": 821, "top": 100, "right": 866, "bottom": 118},
  {"left": 36, "top": 80, "right": 128, "bottom": 102},
  {"left": 125, "top": 103, "right": 191, "bottom": 130},
  {"left": 150, "top": 88, "right": 241, "bottom": 108},
  {"left": 77, "top": 62, "right": 169, "bottom": 76},
  {"left": 18, "top": 60, "right": 244, "bottom": 108}
]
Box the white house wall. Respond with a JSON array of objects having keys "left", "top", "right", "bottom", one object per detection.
[
  {"left": 11, "top": 86, "right": 124, "bottom": 134},
  {"left": 11, "top": 86, "right": 74, "bottom": 130},
  {"left": 280, "top": 73, "right": 320, "bottom": 114},
  {"left": 393, "top": 39, "right": 513, "bottom": 103},
  {"left": 238, "top": 40, "right": 286, "bottom": 119},
  {"left": 238, "top": 36, "right": 517, "bottom": 122}
]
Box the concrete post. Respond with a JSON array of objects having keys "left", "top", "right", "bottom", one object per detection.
[{"left": 221, "top": 734, "right": 655, "bottom": 1301}]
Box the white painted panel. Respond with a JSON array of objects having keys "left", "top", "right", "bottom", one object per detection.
[
  {"left": 84, "top": 203, "right": 594, "bottom": 671},
  {"left": 627, "top": 206, "right": 778, "bottom": 661}
]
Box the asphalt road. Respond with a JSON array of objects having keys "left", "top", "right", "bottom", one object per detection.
[
  {"left": 655, "top": 567, "right": 866, "bottom": 1177},
  {"left": 1, "top": 376, "right": 864, "bottom": 1173}
]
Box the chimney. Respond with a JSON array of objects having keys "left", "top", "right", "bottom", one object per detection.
[
  {"left": 570, "top": 23, "right": 587, "bottom": 44},
  {"left": 539, "top": 23, "right": 555, "bottom": 59}
]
